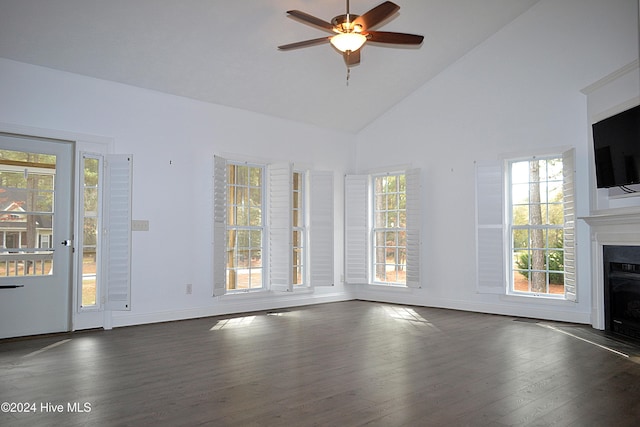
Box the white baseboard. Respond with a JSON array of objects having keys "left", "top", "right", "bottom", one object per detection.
[
  {"left": 355, "top": 292, "right": 592, "bottom": 325},
  {"left": 110, "top": 291, "right": 352, "bottom": 328}
]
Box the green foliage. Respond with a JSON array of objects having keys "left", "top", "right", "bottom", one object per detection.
[
  {"left": 515, "top": 249, "right": 564, "bottom": 284},
  {"left": 511, "top": 159, "right": 565, "bottom": 286}
]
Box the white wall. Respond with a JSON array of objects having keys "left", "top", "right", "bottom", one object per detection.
[
  {"left": 0, "top": 57, "right": 355, "bottom": 328},
  {"left": 0, "top": 0, "right": 637, "bottom": 330},
  {"left": 354, "top": 0, "right": 639, "bottom": 323}
]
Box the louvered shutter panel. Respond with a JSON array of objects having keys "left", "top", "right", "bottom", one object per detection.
[
  {"left": 405, "top": 168, "right": 421, "bottom": 288},
  {"left": 563, "top": 148, "right": 577, "bottom": 302},
  {"left": 309, "top": 171, "right": 334, "bottom": 286},
  {"left": 475, "top": 161, "right": 506, "bottom": 294},
  {"left": 213, "top": 155, "right": 227, "bottom": 296},
  {"left": 344, "top": 175, "right": 369, "bottom": 284},
  {"left": 268, "top": 162, "right": 293, "bottom": 292},
  {"left": 104, "top": 155, "right": 132, "bottom": 310}
]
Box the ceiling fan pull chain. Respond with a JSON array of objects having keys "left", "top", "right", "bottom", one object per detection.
[{"left": 346, "top": 66, "right": 350, "bottom": 86}]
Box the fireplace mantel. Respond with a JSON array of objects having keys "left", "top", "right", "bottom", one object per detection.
[
  {"left": 581, "top": 207, "right": 640, "bottom": 228},
  {"left": 580, "top": 206, "right": 640, "bottom": 330}
]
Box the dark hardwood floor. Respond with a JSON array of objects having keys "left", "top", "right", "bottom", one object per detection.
[{"left": 2, "top": 300, "right": 640, "bottom": 426}]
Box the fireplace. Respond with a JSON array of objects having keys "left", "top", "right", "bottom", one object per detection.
[
  {"left": 581, "top": 207, "right": 640, "bottom": 331},
  {"left": 604, "top": 245, "right": 640, "bottom": 340}
]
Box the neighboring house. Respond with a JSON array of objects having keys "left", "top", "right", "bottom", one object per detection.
[{"left": 0, "top": 201, "right": 52, "bottom": 250}]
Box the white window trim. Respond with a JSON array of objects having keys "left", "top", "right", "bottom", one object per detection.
[
  {"left": 475, "top": 148, "right": 576, "bottom": 301},
  {"left": 292, "top": 169, "right": 307, "bottom": 288},
  {"left": 213, "top": 156, "right": 333, "bottom": 296},
  {"left": 371, "top": 172, "right": 402, "bottom": 286},
  {"left": 344, "top": 168, "right": 420, "bottom": 288},
  {"left": 77, "top": 152, "right": 104, "bottom": 312},
  {"left": 506, "top": 155, "right": 565, "bottom": 299},
  {"left": 223, "top": 159, "right": 267, "bottom": 294}
]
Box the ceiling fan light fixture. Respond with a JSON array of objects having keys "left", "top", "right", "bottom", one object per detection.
[
  {"left": 330, "top": 32, "right": 367, "bottom": 52},
  {"left": 279, "top": 1, "right": 423, "bottom": 70}
]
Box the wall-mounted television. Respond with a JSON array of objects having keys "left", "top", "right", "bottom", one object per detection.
[{"left": 592, "top": 104, "right": 640, "bottom": 189}]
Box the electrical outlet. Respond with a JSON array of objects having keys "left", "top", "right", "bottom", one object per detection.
[{"left": 186, "top": 283, "right": 192, "bottom": 295}]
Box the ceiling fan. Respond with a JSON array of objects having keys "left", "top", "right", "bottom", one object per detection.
[{"left": 278, "top": 1, "right": 424, "bottom": 68}]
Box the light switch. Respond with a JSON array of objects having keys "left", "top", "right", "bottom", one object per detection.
[{"left": 131, "top": 219, "right": 149, "bottom": 231}]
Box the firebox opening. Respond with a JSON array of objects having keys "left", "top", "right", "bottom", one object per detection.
[{"left": 604, "top": 245, "right": 640, "bottom": 341}]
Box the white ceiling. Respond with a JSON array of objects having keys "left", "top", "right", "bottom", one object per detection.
[{"left": 0, "top": 0, "right": 540, "bottom": 133}]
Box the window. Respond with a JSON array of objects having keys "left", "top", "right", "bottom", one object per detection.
[
  {"left": 509, "top": 157, "right": 564, "bottom": 295},
  {"left": 344, "top": 169, "right": 420, "bottom": 287},
  {"left": 74, "top": 152, "right": 132, "bottom": 311},
  {"left": 226, "top": 162, "right": 265, "bottom": 291},
  {"left": 0, "top": 150, "right": 55, "bottom": 277},
  {"left": 292, "top": 171, "right": 305, "bottom": 286},
  {"left": 475, "top": 149, "right": 576, "bottom": 300},
  {"left": 372, "top": 173, "right": 407, "bottom": 285},
  {"left": 79, "top": 154, "right": 101, "bottom": 308},
  {"left": 213, "top": 156, "right": 334, "bottom": 296}
]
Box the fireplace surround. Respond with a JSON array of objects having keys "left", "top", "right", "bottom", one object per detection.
[{"left": 582, "top": 207, "right": 640, "bottom": 331}]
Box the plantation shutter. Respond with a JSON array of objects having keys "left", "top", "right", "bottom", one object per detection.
[
  {"left": 344, "top": 175, "right": 369, "bottom": 284},
  {"left": 213, "top": 155, "right": 227, "bottom": 297},
  {"left": 309, "top": 171, "right": 334, "bottom": 286},
  {"left": 563, "top": 148, "right": 577, "bottom": 302},
  {"left": 405, "top": 168, "right": 421, "bottom": 288},
  {"left": 475, "top": 160, "right": 506, "bottom": 294},
  {"left": 104, "top": 154, "right": 132, "bottom": 311},
  {"left": 268, "top": 162, "right": 293, "bottom": 292}
]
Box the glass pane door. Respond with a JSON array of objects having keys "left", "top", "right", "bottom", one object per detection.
[
  {"left": 0, "top": 134, "right": 73, "bottom": 339},
  {"left": 0, "top": 149, "right": 56, "bottom": 277}
]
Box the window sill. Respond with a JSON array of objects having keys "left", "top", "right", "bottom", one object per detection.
[
  {"left": 359, "top": 283, "right": 412, "bottom": 292},
  {"left": 219, "top": 289, "right": 270, "bottom": 300},
  {"left": 220, "top": 286, "right": 314, "bottom": 299},
  {"left": 500, "top": 293, "right": 576, "bottom": 306}
]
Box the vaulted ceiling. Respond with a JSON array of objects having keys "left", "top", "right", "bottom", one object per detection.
[{"left": 0, "top": 0, "right": 540, "bottom": 133}]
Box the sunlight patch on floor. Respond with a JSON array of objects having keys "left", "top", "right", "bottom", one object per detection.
[
  {"left": 383, "top": 306, "right": 441, "bottom": 331},
  {"left": 22, "top": 338, "right": 72, "bottom": 358},
  {"left": 540, "top": 324, "right": 630, "bottom": 359},
  {"left": 266, "top": 309, "right": 299, "bottom": 317},
  {"left": 210, "top": 316, "right": 256, "bottom": 330}
]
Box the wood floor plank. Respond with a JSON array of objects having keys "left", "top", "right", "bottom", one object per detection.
[{"left": 2, "top": 301, "right": 640, "bottom": 426}]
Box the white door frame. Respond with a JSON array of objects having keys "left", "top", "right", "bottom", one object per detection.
[{"left": 0, "top": 122, "right": 113, "bottom": 332}]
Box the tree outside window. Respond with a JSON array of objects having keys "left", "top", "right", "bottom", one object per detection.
[
  {"left": 372, "top": 173, "right": 406, "bottom": 285},
  {"left": 292, "top": 171, "right": 305, "bottom": 285},
  {"left": 226, "top": 163, "right": 264, "bottom": 291},
  {"left": 510, "top": 157, "right": 564, "bottom": 295}
]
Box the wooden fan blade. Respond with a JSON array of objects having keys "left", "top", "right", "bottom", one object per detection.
[
  {"left": 352, "top": 1, "right": 400, "bottom": 31},
  {"left": 343, "top": 49, "right": 361, "bottom": 66},
  {"left": 278, "top": 37, "right": 332, "bottom": 50},
  {"left": 286, "top": 10, "right": 335, "bottom": 32},
  {"left": 366, "top": 31, "right": 424, "bottom": 45}
]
